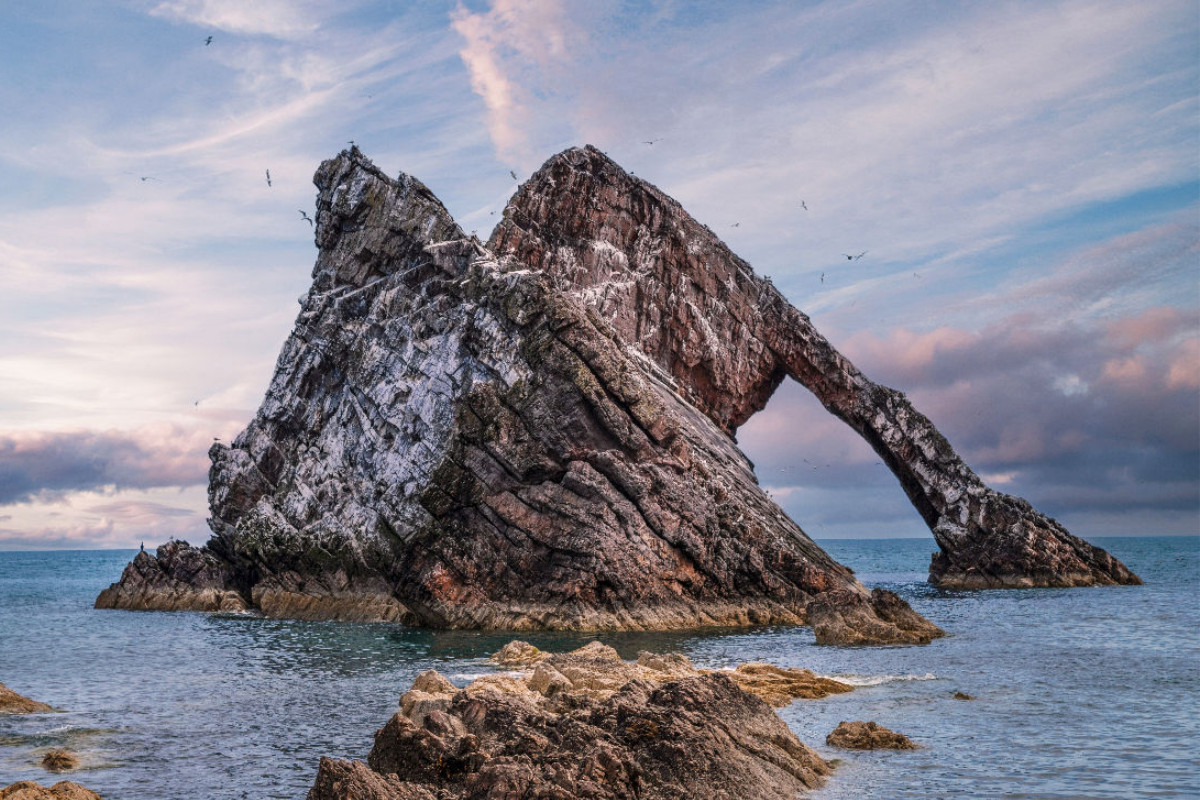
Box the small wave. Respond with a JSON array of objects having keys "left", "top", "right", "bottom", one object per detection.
[{"left": 826, "top": 672, "right": 938, "bottom": 687}]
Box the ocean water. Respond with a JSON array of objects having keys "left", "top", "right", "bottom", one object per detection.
[{"left": 0, "top": 536, "right": 1196, "bottom": 799}]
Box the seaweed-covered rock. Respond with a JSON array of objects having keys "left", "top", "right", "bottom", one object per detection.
[
  {"left": 0, "top": 683, "right": 52, "bottom": 714},
  {"left": 39, "top": 750, "right": 77, "bottom": 773},
  {"left": 0, "top": 782, "right": 102, "bottom": 800},
  {"left": 96, "top": 147, "right": 941, "bottom": 644},
  {"left": 825, "top": 720, "right": 918, "bottom": 750}
]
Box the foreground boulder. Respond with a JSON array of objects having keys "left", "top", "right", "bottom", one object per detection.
[
  {"left": 491, "top": 146, "right": 1140, "bottom": 591},
  {"left": 0, "top": 783, "right": 101, "bottom": 800},
  {"left": 826, "top": 721, "right": 918, "bottom": 750},
  {"left": 308, "top": 643, "right": 835, "bottom": 799},
  {"left": 0, "top": 683, "right": 51, "bottom": 714},
  {"left": 97, "top": 146, "right": 942, "bottom": 644}
]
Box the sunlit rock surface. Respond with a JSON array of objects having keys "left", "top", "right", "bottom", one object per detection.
[{"left": 307, "top": 642, "right": 836, "bottom": 800}]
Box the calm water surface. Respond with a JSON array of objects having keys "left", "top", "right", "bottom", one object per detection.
[{"left": 0, "top": 536, "right": 1196, "bottom": 799}]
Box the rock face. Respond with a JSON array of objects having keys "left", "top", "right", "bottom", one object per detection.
[
  {"left": 0, "top": 683, "right": 52, "bottom": 714},
  {"left": 825, "top": 721, "right": 918, "bottom": 750},
  {"left": 308, "top": 643, "right": 834, "bottom": 800},
  {"left": 489, "top": 146, "right": 1140, "bottom": 591},
  {"left": 96, "top": 147, "right": 945, "bottom": 644}
]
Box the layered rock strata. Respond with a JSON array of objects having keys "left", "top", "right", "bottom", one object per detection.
[
  {"left": 307, "top": 643, "right": 835, "bottom": 800},
  {"left": 489, "top": 145, "right": 1140, "bottom": 590},
  {"left": 97, "top": 147, "right": 943, "bottom": 644}
]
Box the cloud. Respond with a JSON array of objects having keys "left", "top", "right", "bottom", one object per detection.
[
  {"left": 0, "top": 424, "right": 223, "bottom": 504},
  {"left": 0, "top": 485, "right": 211, "bottom": 550},
  {"left": 450, "top": 0, "right": 605, "bottom": 166},
  {"left": 147, "top": 0, "right": 326, "bottom": 39}
]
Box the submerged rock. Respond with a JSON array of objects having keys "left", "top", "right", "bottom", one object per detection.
[
  {"left": 39, "top": 750, "right": 77, "bottom": 773},
  {"left": 96, "top": 146, "right": 943, "bottom": 644},
  {"left": 490, "top": 146, "right": 1140, "bottom": 591},
  {"left": 0, "top": 782, "right": 101, "bottom": 800},
  {"left": 0, "top": 683, "right": 52, "bottom": 714},
  {"left": 307, "top": 643, "right": 834, "bottom": 800},
  {"left": 826, "top": 721, "right": 918, "bottom": 750}
]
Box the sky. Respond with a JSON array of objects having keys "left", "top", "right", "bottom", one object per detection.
[{"left": 0, "top": 0, "right": 1195, "bottom": 549}]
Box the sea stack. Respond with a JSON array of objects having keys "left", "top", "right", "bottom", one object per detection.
[{"left": 97, "top": 144, "right": 1134, "bottom": 637}]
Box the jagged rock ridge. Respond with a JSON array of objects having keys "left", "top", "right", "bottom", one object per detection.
[
  {"left": 96, "top": 146, "right": 944, "bottom": 644},
  {"left": 490, "top": 146, "right": 1140, "bottom": 590},
  {"left": 307, "top": 642, "right": 835, "bottom": 800}
]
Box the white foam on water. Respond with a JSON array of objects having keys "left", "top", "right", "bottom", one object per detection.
[{"left": 825, "top": 673, "right": 938, "bottom": 687}]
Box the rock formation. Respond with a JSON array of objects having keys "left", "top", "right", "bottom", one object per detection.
[
  {"left": 98, "top": 142, "right": 1134, "bottom": 640},
  {"left": 97, "top": 146, "right": 945, "bottom": 644},
  {"left": 0, "top": 783, "right": 101, "bottom": 800},
  {"left": 307, "top": 643, "right": 834, "bottom": 800},
  {"left": 39, "top": 750, "right": 78, "bottom": 773},
  {"left": 825, "top": 721, "right": 918, "bottom": 750},
  {"left": 0, "top": 683, "right": 52, "bottom": 714},
  {"left": 489, "top": 146, "right": 1140, "bottom": 590},
  {"left": 489, "top": 640, "right": 852, "bottom": 705}
]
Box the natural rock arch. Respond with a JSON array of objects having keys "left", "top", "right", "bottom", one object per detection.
[{"left": 489, "top": 145, "right": 1139, "bottom": 589}]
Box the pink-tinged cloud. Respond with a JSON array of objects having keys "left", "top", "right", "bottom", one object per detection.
[
  {"left": 450, "top": 0, "right": 597, "bottom": 165},
  {"left": 0, "top": 423, "right": 224, "bottom": 504}
]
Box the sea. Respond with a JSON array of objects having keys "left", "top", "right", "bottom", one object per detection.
[{"left": 0, "top": 536, "right": 1196, "bottom": 799}]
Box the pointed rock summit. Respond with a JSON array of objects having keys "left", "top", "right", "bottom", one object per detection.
[{"left": 97, "top": 145, "right": 1135, "bottom": 639}]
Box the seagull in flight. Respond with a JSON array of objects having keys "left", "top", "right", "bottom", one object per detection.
[
  {"left": 509, "top": 170, "right": 518, "bottom": 180},
  {"left": 139, "top": 176, "right": 159, "bottom": 182},
  {"left": 265, "top": 169, "right": 272, "bottom": 187},
  {"left": 842, "top": 251, "right": 867, "bottom": 261},
  {"left": 643, "top": 138, "right": 662, "bottom": 145},
  {"left": 800, "top": 200, "right": 808, "bottom": 211},
  {"left": 731, "top": 222, "right": 740, "bottom": 228},
  {"left": 820, "top": 272, "right": 825, "bottom": 284},
  {"left": 298, "top": 210, "right": 313, "bottom": 226},
  {"left": 205, "top": 36, "right": 213, "bottom": 46}
]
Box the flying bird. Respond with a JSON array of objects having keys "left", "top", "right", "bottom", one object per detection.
[
  {"left": 265, "top": 169, "right": 272, "bottom": 187},
  {"left": 800, "top": 200, "right": 808, "bottom": 211},
  {"left": 820, "top": 272, "right": 825, "bottom": 283},
  {"left": 509, "top": 170, "right": 518, "bottom": 180},
  {"left": 644, "top": 138, "right": 661, "bottom": 145},
  {"left": 139, "top": 176, "right": 158, "bottom": 182},
  {"left": 731, "top": 222, "right": 740, "bottom": 227},
  {"left": 842, "top": 251, "right": 867, "bottom": 261},
  {"left": 298, "top": 210, "right": 313, "bottom": 226},
  {"left": 205, "top": 36, "right": 213, "bottom": 46}
]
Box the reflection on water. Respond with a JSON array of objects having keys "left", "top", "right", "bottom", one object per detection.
[{"left": 0, "top": 537, "right": 1195, "bottom": 799}]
